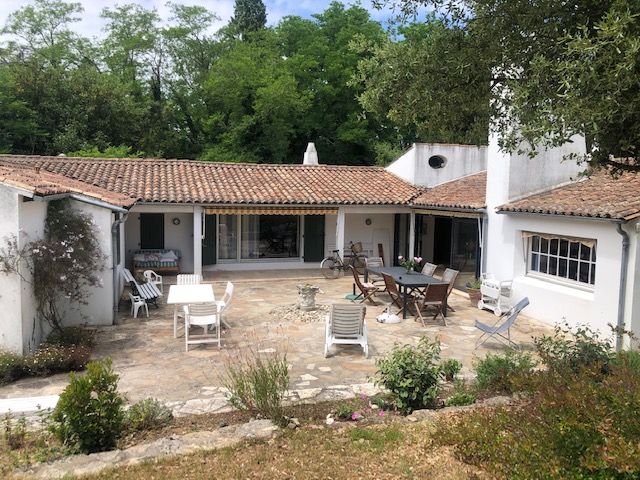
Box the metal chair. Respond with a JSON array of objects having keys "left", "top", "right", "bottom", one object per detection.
[{"left": 475, "top": 298, "right": 530, "bottom": 349}]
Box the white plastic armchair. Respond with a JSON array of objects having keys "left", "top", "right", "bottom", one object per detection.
[
  {"left": 128, "top": 292, "right": 148, "bottom": 318},
  {"left": 215, "top": 282, "right": 234, "bottom": 328},
  {"left": 143, "top": 270, "right": 163, "bottom": 293},
  {"left": 324, "top": 304, "right": 368, "bottom": 358},
  {"left": 183, "top": 302, "right": 221, "bottom": 351}
]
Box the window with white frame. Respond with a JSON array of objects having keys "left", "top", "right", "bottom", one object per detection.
[{"left": 527, "top": 234, "right": 596, "bottom": 286}]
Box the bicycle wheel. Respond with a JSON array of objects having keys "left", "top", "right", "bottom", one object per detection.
[
  {"left": 352, "top": 255, "right": 366, "bottom": 275},
  {"left": 321, "top": 258, "right": 342, "bottom": 279}
]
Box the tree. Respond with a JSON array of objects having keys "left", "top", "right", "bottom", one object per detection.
[
  {"left": 372, "top": 0, "right": 640, "bottom": 172},
  {"left": 230, "top": 0, "right": 267, "bottom": 38}
]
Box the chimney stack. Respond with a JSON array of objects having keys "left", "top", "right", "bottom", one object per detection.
[{"left": 303, "top": 143, "right": 319, "bottom": 165}]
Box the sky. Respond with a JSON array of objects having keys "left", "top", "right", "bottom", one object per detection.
[{"left": 0, "top": 0, "right": 408, "bottom": 38}]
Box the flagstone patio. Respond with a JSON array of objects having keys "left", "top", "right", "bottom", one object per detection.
[{"left": 0, "top": 270, "right": 554, "bottom": 406}]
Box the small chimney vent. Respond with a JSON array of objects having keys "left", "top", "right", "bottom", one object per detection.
[{"left": 303, "top": 143, "right": 319, "bottom": 165}]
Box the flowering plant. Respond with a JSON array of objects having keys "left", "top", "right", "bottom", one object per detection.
[{"left": 398, "top": 255, "right": 422, "bottom": 272}]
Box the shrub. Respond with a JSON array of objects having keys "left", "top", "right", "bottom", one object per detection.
[
  {"left": 0, "top": 350, "right": 24, "bottom": 385},
  {"left": 474, "top": 349, "right": 536, "bottom": 394},
  {"left": 335, "top": 402, "right": 357, "bottom": 420},
  {"left": 23, "top": 344, "right": 90, "bottom": 377},
  {"left": 611, "top": 349, "right": 640, "bottom": 376},
  {"left": 437, "top": 362, "right": 640, "bottom": 478},
  {"left": 2, "top": 414, "right": 27, "bottom": 450},
  {"left": 222, "top": 346, "right": 289, "bottom": 427},
  {"left": 445, "top": 381, "right": 476, "bottom": 407},
  {"left": 125, "top": 399, "right": 173, "bottom": 432},
  {"left": 45, "top": 327, "right": 95, "bottom": 349},
  {"left": 50, "top": 358, "right": 124, "bottom": 453},
  {"left": 535, "top": 323, "right": 613, "bottom": 373},
  {"left": 374, "top": 337, "right": 443, "bottom": 413},
  {"left": 441, "top": 358, "right": 463, "bottom": 381}
]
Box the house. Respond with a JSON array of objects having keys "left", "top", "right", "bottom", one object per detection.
[{"left": 0, "top": 137, "right": 638, "bottom": 354}]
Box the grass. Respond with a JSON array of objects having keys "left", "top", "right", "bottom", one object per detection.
[{"left": 85, "top": 422, "right": 484, "bottom": 480}]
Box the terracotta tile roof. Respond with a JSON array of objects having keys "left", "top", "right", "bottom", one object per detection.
[
  {"left": 499, "top": 170, "right": 640, "bottom": 220},
  {"left": 413, "top": 172, "right": 486, "bottom": 210},
  {"left": 0, "top": 155, "right": 421, "bottom": 206},
  {"left": 0, "top": 164, "right": 135, "bottom": 209}
]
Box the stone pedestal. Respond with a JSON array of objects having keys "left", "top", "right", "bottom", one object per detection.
[{"left": 297, "top": 284, "right": 320, "bottom": 311}]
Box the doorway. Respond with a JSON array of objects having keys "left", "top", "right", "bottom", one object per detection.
[{"left": 140, "top": 213, "right": 164, "bottom": 249}]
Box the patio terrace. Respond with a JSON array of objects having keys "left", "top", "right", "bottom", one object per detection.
[{"left": 0, "top": 270, "right": 553, "bottom": 405}]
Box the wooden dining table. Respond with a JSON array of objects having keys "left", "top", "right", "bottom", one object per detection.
[{"left": 365, "top": 266, "right": 448, "bottom": 319}]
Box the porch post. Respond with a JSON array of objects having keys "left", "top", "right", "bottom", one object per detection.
[
  {"left": 336, "top": 207, "right": 346, "bottom": 261},
  {"left": 409, "top": 210, "right": 416, "bottom": 259},
  {"left": 193, "top": 207, "right": 203, "bottom": 275}
]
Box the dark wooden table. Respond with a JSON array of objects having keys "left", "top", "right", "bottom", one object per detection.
[{"left": 365, "top": 266, "right": 448, "bottom": 319}]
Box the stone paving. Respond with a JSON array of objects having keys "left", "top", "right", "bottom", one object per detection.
[{"left": 0, "top": 269, "right": 554, "bottom": 406}]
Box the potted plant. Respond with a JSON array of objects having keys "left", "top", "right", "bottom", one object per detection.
[
  {"left": 398, "top": 255, "right": 422, "bottom": 274},
  {"left": 466, "top": 278, "right": 483, "bottom": 307}
]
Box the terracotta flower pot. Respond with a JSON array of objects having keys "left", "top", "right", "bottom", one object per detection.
[{"left": 467, "top": 288, "right": 482, "bottom": 307}]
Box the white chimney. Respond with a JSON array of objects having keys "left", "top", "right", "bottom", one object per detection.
[{"left": 303, "top": 142, "right": 319, "bottom": 165}]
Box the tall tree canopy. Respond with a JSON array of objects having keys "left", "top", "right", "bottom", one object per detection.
[
  {"left": 230, "top": 0, "right": 267, "bottom": 38},
  {"left": 371, "top": 0, "right": 640, "bottom": 172}
]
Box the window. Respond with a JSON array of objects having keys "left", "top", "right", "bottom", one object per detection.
[
  {"left": 241, "top": 215, "right": 299, "bottom": 259},
  {"left": 428, "top": 155, "right": 446, "bottom": 169},
  {"left": 528, "top": 234, "right": 596, "bottom": 286}
]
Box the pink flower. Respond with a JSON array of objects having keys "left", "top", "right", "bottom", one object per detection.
[
  {"left": 351, "top": 412, "right": 362, "bottom": 421},
  {"left": 378, "top": 410, "right": 385, "bottom": 417}
]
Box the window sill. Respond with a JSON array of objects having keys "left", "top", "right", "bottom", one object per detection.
[{"left": 519, "top": 274, "right": 595, "bottom": 299}]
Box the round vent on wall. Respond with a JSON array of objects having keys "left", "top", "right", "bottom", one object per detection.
[{"left": 428, "top": 155, "right": 447, "bottom": 169}]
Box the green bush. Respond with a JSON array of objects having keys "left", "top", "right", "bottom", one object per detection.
[
  {"left": 611, "top": 349, "right": 640, "bottom": 376},
  {"left": 374, "top": 337, "right": 443, "bottom": 413},
  {"left": 438, "top": 361, "right": 640, "bottom": 478},
  {"left": 23, "top": 344, "right": 91, "bottom": 377},
  {"left": 445, "top": 381, "right": 476, "bottom": 407},
  {"left": 0, "top": 350, "right": 24, "bottom": 385},
  {"left": 474, "top": 349, "right": 536, "bottom": 394},
  {"left": 125, "top": 399, "right": 173, "bottom": 432},
  {"left": 222, "top": 347, "right": 289, "bottom": 427},
  {"left": 535, "top": 323, "right": 613, "bottom": 373},
  {"left": 50, "top": 358, "right": 124, "bottom": 453},
  {"left": 45, "top": 327, "right": 95, "bottom": 349},
  {"left": 441, "top": 358, "right": 463, "bottom": 381}
]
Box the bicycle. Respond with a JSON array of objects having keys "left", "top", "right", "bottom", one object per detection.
[{"left": 320, "top": 241, "right": 367, "bottom": 279}]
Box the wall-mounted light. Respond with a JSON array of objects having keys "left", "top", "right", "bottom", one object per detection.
[
  {"left": 365, "top": 218, "right": 372, "bottom": 226},
  {"left": 172, "top": 217, "right": 181, "bottom": 226}
]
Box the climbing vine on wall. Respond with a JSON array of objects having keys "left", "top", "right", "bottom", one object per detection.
[{"left": 0, "top": 199, "right": 106, "bottom": 332}]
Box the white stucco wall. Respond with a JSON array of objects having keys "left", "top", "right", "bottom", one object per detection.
[
  {"left": 0, "top": 186, "right": 25, "bottom": 353},
  {"left": 623, "top": 221, "right": 640, "bottom": 346},
  {"left": 325, "top": 211, "right": 397, "bottom": 267},
  {"left": 125, "top": 205, "right": 195, "bottom": 272},
  {"left": 386, "top": 143, "right": 487, "bottom": 188}
]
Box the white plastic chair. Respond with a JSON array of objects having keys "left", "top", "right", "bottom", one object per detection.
[
  {"left": 128, "top": 292, "right": 148, "bottom": 318},
  {"left": 177, "top": 274, "right": 202, "bottom": 285},
  {"left": 184, "top": 302, "right": 221, "bottom": 351},
  {"left": 324, "top": 304, "right": 368, "bottom": 358},
  {"left": 215, "top": 282, "right": 234, "bottom": 328},
  {"left": 143, "top": 270, "right": 163, "bottom": 293}
]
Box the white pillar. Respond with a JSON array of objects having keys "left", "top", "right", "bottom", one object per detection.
[
  {"left": 409, "top": 210, "right": 416, "bottom": 259},
  {"left": 336, "top": 207, "right": 346, "bottom": 261},
  {"left": 193, "top": 207, "right": 203, "bottom": 275}
]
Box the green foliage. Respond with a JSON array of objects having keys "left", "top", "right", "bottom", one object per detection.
[
  {"left": 2, "top": 414, "right": 27, "bottom": 451},
  {"left": 230, "top": 0, "right": 267, "bottom": 37},
  {"left": 50, "top": 358, "right": 125, "bottom": 453},
  {"left": 125, "top": 399, "right": 173, "bottom": 432},
  {"left": 45, "top": 326, "right": 95, "bottom": 349},
  {"left": 335, "top": 402, "right": 357, "bottom": 420},
  {"left": 66, "top": 145, "right": 144, "bottom": 158},
  {"left": 444, "top": 381, "right": 476, "bottom": 407},
  {"left": 473, "top": 349, "right": 536, "bottom": 394},
  {"left": 535, "top": 323, "right": 613, "bottom": 374},
  {"left": 440, "top": 358, "right": 463, "bottom": 381},
  {"left": 222, "top": 346, "right": 289, "bottom": 427},
  {"left": 0, "top": 350, "right": 24, "bottom": 385},
  {"left": 611, "top": 349, "right": 640, "bottom": 377},
  {"left": 374, "top": 337, "right": 443, "bottom": 413},
  {"left": 349, "top": 426, "right": 403, "bottom": 452},
  {"left": 438, "top": 359, "right": 640, "bottom": 478}
]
